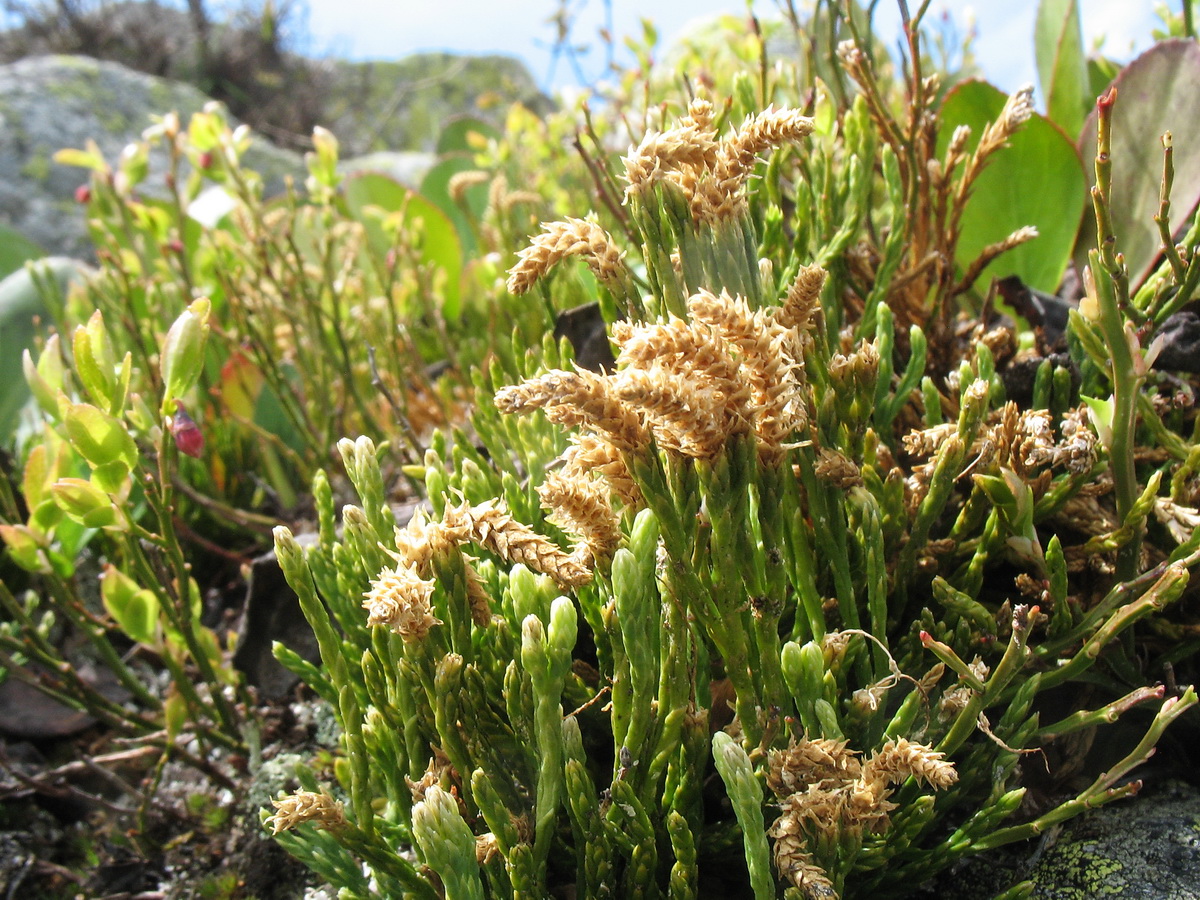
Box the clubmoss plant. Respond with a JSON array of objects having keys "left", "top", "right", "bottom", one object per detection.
[
  {"left": 1, "top": 1, "right": 1197, "bottom": 895},
  {"left": 267, "top": 37, "right": 1200, "bottom": 892}
]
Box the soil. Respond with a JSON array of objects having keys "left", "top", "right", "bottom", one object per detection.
[{"left": 0, "top": 688, "right": 337, "bottom": 899}]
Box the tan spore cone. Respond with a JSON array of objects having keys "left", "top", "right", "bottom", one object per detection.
[
  {"left": 623, "top": 98, "right": 815, "bottom": 223},
  {"left": 766, "top": 735, "right": 957, "bottom": 895},
  {"left": 497, "top": 278, "right": 819, "bottom": 469}
]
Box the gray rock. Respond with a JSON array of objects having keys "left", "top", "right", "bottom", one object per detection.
[
  {"left": 927, "top": 778, "right": 1200, "bottom": 898},
  {"left": 1027, "top": 778, "right": 1200, "bottom": 898},
  {"left": 321, "top": 53, "right": 551, "bottom": 156},
  {"left": 555, "top": 301, "right": 615, "bottom": 372},
  {"left": 232, "top": 536, "right": 322, "bottom": 700},
  {"left": 338, "top": 150, "right": 436, "bottom": 189},
  {"left": 0, "top": 55, "right": 304, "bottom": 258},
  {"left": 1155, "top": 305, "right": 1200, "bottom": 374}
]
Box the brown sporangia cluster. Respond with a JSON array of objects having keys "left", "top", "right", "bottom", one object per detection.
[
  {"left": 495, "top": 283, "right": 816, "bottom": 472},
  {"left": 560, "top": 432, "right": 643, "bottom": 509},
  {"left": 506, "top": 217, "right": 632, "bottom": 297},
  {"left": 623, "top": 97, "right": 815, "bottom": 224},
  {"left": 902, "top": 399, "right": 1099, "bottom": 511},
  {"left": 766, "top": 736, "right": 957, "bottom": 895},
  {"left": 406, "top": 745, "right": 456, "bottom": 805},
  {"left": 362, "top": 561, "right": 442, "bottom": 642},
  {"left": 264, "top": 790, "right": 347, "bottom": 836},
  {"left": 491, "top": 100, "right": 825, "bottom": 556},
  {"left": 363, "top": 496, "right": 601, "bottom": 641},
  {"left": 814, "top": 448, "right": 863, "bottom": 490},
  {"left": 537, "top": 467, "right": 624, "bottom": 565},
  {"left": 938, "top": 656, "right": 989, "bottom": 721}
]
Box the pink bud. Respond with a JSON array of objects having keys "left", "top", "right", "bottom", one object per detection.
[
  {"left": 75, "top": 184, "right": 91, "bottom": 204},
  {"left": 170, "top": 404, "right": 204, "bottom": 458}
]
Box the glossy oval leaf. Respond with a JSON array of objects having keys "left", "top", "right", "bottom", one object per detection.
[
  {"left": 939, "top": 80, "right": 1087, "bottom": 294},
  {"left": 1035, "top": 0, "right": 1089, "bottom": 138},
  {"left": 341, "top": 172, "right": 464, "bottom": 318},
  {"left": 63, "top": 402, "right": 138, "bottom": 471},
  {"left": 435, "top": 115, "right": 501, "bottom": 155},
  {"left": 101, "top": 565, "right": 160, "bottom": 646},
  {"left": 51, "top": 477, "right": 119, "bottom": 530},
  {"left": 420, "top": 153, "right": 489, "bottom": 255},
  {"left": 0, "top": 523, "right": 50, "bottom": 573},
  {"left": 1076, "top": 39, "right": 1200, "bottom": 288}
]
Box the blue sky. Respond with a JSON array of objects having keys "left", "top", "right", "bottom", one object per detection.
[{"left": 299, "top": 1, "right": 1160, "bottom": 109}]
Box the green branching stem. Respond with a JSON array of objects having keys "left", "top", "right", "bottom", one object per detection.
[
  {"left": 1088, "top": 88, "right": 1144, "bottom": 581},
  {"left": 150, "top": 434, "right": 244, "bottom": 740},
  {"left": 411, "top": 785, "right": 484, "bottom": 900},
  {"left": 521, "top": 599, "right": 576, "bottom": 881},
  {"left": 972, "top": 687, "right": 1199, "bottom": 851},
  {"left": 1037, "top": 562, "right": 1189, "bottom": 691},
  {"left": 711, "top": 733, "right": 775, "bottom": 900},
  {"left": 1154, "top": 132, "right": 1188, "bottom": 283},
  {"left": 1037, "top": 685, "right": 1164, "bottom": 741}
]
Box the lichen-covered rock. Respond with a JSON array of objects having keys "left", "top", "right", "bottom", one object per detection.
[
  {"left": 0, "top": 55, "right": 303, "bottom": 258},
  {"left": 1026, "top": 779, "right": 1200, "bottom": 899},
  {"left": 322, "top": 53, "right": 551, "bottom": 156},
  {"left": 925, "top": 779, "right": 1200, "bottom": 898}
]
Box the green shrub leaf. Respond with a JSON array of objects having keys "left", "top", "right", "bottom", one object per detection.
[
  {"left": 1035, "top": 0, "right": 1089, "bottom": 137},
  {"left": 0, "top": 225, "right": 44, "bottom": 281},
  {"left": 939, "top": 80, "right": 1087, "bottom": 294},
  {"left": 63, "top": 402, "right": 138, "bottom": 470},
  {"left": 0, "top": 523, "right": 50, "bottom": 573},
  {"left": 100, "top": 564, "right": 160, "bottom": 646},
  {"left": 435, "top": 116, "right": 500, "bottom": 155},
  {"left": 160, "top": 298, "right": 212, "bottom": 415},
  {"left": 50, "top": 477, "right": 120, "bottom": 530},
  {"left": 0, "top": 259, "right": 84, "bottom": 444},
  {"left": 342, "top": 173, "right": 464, "bottom": 319}
]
